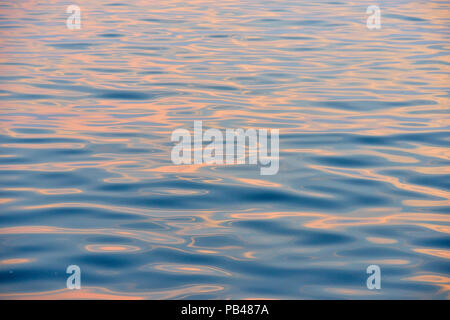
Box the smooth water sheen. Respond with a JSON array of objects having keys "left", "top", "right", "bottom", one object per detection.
[{"left": 0, "top": 0, "right": 449, "bottom": 299}]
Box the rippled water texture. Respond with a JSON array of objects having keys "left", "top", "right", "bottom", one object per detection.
[{"left": 0, "top": 0, "right": 449, "bottom": 299}]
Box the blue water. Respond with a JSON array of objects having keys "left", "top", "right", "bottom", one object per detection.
[{"left": 0, "top": 0, "right": 449, "bottom": 299}]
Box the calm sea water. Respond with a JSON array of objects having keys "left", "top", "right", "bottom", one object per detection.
[{"left": 0, "top": 0, "right": 449, "bottom": 299}]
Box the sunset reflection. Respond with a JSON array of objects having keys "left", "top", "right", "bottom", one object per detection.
[{"left": 0, "top": 0, "right": 449, "bottom": 300}]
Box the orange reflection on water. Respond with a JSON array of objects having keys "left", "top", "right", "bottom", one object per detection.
[
  {"left": 404, "top": 275, "right": 450, "bottom": 297},
  {"left": 234, "top": 177, "right": 282, "bottom": 188},
  {"left": 0, "top": 258, "right": 33, "bottom": 265},
  {"left": 0, "top": 287, "right": 143, "bottom": 300},
  {"left": 0, "top": 285, "right": 225, "bottom": 300},
  {"left": 414, "top": 248, "right": 450, "bottom": 260},
  {"left": 371, "top": 259, "right": 410, "bottom": 265},
  {"left": 0, "top": 225, "right": 183, "bottom": 245},
  {"left": 366, "top": 237, "right": 397, "bottom": 244},
  {"left": 3, "top": 187, "right": 82, "bottom": 195},
  {"left": 326, "top": 288, "right": 379, "bottom": 297},
  {"left": 0, "top": 0, "right": 449, "bottom": 300},
  {"left": 85, "top": 244, "right": 141, "bottom": 253},
  {"left": 148, "top": 263, "right": 231, "bottom": 277},
  {"left": 310, "top": 165, "right": 450, "bottom": 202},
  {"left": 230, "top": 210, "right": 450, "bottom": 232}
]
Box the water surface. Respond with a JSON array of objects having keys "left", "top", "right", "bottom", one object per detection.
[{"left": 0, "top": 0, "right": 449, "bottom": 299}]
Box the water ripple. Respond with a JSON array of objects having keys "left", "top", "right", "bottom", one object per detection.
[{"left": 0, "top": 0, "right": 449, "bottom": 299}]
